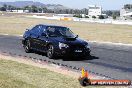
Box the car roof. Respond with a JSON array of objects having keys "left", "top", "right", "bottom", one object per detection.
[{"left": 39, "top": 24, "right": 67, "bottom": 28}]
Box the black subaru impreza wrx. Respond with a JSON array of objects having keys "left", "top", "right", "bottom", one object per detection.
[{"left": 22, "top": 24, "right": 91, "bottom": 59}]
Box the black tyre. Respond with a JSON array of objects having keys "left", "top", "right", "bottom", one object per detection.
[
  {"left": 47, "top": 45, "right": 55, "bottom": 59},
  {"left": 24, "top": 39, "right": 32, "bottom": 53}
]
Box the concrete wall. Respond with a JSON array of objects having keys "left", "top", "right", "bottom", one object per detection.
[{"left": 28, "top": 15, "right": 132, "bottom": 25}]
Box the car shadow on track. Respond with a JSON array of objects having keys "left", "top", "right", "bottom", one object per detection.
[
  {"left": 62, "top": 55, "right": 99, "bottom": 61},
  {"left": 32, "top": 51, "right": 99, "bottom": 61}
]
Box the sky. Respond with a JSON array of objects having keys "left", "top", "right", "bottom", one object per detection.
[{"left": 1, "top": 0, "right": 132, "bottom": 10}]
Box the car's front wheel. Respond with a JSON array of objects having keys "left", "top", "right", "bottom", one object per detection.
[
  {"left": 47, "top": 45, "right": 55, "bottom": 59},
  {"left": 24, "top": 39, "right": 32, "bottom": 53}
]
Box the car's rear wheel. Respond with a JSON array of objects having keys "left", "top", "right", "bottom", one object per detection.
[
  {"left": 24, "top": 39, "right": 32, "bottom": 53},
  {"left": 47, "top": 45, "right": 55, "bottom": 59}
]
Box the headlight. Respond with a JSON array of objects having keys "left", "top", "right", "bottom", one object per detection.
[
  {"left": 59, "top": 42, "right": 69, "bottom": 49},
  {"left": 86, "top": 44, "right": 90, "bottom": 49}
]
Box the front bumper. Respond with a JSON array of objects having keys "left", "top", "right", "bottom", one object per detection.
[
  {"left": 22, "top": 39, "right": 25, "bottom": 45},
  {"left": 55, "top": 46, "right": 91, "bottom": 57}
]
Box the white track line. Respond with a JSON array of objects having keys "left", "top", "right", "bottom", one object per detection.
[
  {"left": 90, "top": 41, "right": 132, "bottom": 47},
  {"left": 1, "top": 33, "right": 132, "bottom": 46}
]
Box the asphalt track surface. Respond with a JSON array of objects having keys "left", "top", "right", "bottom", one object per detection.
[{"left": 0, "top": 35, "right": 132, "bottom": 80}]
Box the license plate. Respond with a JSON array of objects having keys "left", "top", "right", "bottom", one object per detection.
[{"left": 75, "top": 50, "right": 82, "bottom": 53}]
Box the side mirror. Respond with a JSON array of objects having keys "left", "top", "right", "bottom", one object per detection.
[
  {"left": 75, "top": 35, "right": 79, "bottom": 38},
  {"left": 26, "top": 29, "right": 30, "bottom": 31}
]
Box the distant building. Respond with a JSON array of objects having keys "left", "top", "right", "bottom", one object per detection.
[
  {"left": 6, "top": 10, "right": 29, "bottom": 13},
  {"left": 88, "top": 5, "right": 102, "bottom": 17},
  {"left": 120, "top": 4, "right": 132, "bottom": 20}
]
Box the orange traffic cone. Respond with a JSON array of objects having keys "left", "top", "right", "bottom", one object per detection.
[
  {"left": 79, "top": 68, "right": 91, "bottom": 86},
  {"left": 85, "top": 70, "right": 89, "bottom": 78}
]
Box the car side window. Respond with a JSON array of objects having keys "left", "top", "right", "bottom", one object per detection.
[
  {"left": 39, "top": 26, "right": 46, "bottom": 35},
  {"left": 46, "top": 27, "right": 56, "bottom": 37}
]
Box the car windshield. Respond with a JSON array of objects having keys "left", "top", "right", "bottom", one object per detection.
[{"left": 46, "top": 26, "right": 75, "bottom": 38}]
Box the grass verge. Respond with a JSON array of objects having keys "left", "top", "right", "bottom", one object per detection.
[
  {"left": 0, "top": 13, "right": 132, "bottom": 44},
  {"left": 0, "top": 59, "right": 99, "bottom": 88},
  {"left": 0, "top": 55, "right": 127, "bottom": 88}
]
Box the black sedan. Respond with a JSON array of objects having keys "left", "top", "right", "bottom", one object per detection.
[{"left": 22, "top": 24, "right": 91, "bottom": 59}]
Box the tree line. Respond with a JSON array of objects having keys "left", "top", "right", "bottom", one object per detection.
[
  {"left": 0, "top": 4, "right": 88, "bottom": 14},
  {"left": 0, "top": 4, "right": 120, "bottom": 19}
]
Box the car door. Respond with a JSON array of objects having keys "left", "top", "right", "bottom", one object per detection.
[
  {"left": 37, "top": 25, "right": 49, "bottom": 52},
  {"left": 30, "top": 25, "right": 41, "bottom": 50}
]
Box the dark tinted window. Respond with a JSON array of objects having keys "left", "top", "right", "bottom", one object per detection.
[
  {"left": 39, "top": 25, "right": 46, "bottom": 34},
  {"left": 46, "top": 26, "right": 75, "bottom": 37}
]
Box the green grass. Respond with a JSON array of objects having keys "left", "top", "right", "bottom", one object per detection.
[
  {"left": 0, "top": 59, "right": 102, "bottom": 88},
  {"left": 0, "top": 58, "right": 124, "bottom": 88},
  {"left": 0, "top": 13, "right": 132, "bottom": 44}
]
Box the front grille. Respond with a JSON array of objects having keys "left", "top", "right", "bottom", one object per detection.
[{"left": 69, "top": 44, "right": 85, "bottom": 51}]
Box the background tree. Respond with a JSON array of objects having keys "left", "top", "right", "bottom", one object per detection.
[
  {"left": 42, "top": 7, "right": 48, "bottom": 13},
  {"left": 112, "top": 13, "right": 117, "bottom": 20},
  {"left": 0, "top": 7, "right": 6, "bottom": 11},
  {"left": 103, "top": 10, "right": 120, "bottom": 17},
  {"left": 31, "top": 5, "right": 38, "bottom": 13},
  {"left": 8, "top": 5, "right": 16, "bottom": 11},
  {"left": 92, "top": 16, "right": 96, "bottom": 19},
  {"left": 81, "top": 8, "right": 88, "bottom": 15},
  {"left": 0, "top": 4, "right": 7, "bottom": 11},
  {"left": 24, "top": 6, "right": 30, "bottom": 10},
  {"left": 73, "top": 14, "right": 82, "bottom": 18},
  {"left": 85, "top": 16, "right": 89, "bottom": 18},
  {"left": 38, "top": 7, "right": 43, "bottom": 13},
  {"left": 103, "top": 10, "right": 112, "bottom": 16},
  {"left": 99, "top": 15, "right": 104, "bottom": 19},
  {"left": 3, "top": 4, "right": 8, "bottom": 11}
]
